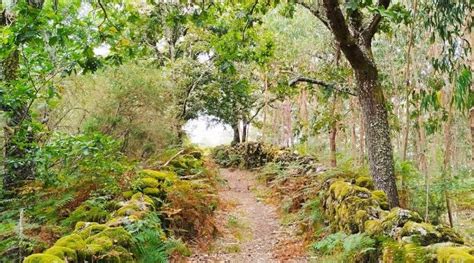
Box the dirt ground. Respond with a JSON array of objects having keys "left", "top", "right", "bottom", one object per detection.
[{"left": 186, "top": 168, "right": 310, "bottom": 263}]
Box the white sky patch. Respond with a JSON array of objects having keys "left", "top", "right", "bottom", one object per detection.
[
  {"left": 156, "top": 38, "right": 168, "bottom": 53},
  {"left": 78, "top": 2, "right": 93, "bottom": 18},
  {"left": 94, "top": 43, "right": 111, "bottom": 57},
  {"left": 183, "top": 115, "right": 233, "bottom": 147},
  {"left": 197, "top": 51, "right": 214, "bottom": 64}
]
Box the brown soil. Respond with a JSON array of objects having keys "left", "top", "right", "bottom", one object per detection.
[{"left": 186, "top": 168, "right": 309, "bottom": 263}]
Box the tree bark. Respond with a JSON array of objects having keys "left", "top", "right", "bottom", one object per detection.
[
  {"left": 355, "top": 66, "right": 400, "bottom": 208},
  {"left": 231, "top": 122, "right": 240, "bottom": 145},
  {"left": 442, "top": 86, "right": 455, "bottom": 228},
  {"left": 329, "top": 94, "right": 338, "bottom": 167}
]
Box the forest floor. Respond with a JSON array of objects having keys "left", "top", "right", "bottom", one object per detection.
[{"left": 187, "top": 168, "right": 310, "bottom": 263}]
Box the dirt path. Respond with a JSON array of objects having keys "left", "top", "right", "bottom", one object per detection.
[{"left": 187, "top": 169, "right": 309, "bottom": 263}]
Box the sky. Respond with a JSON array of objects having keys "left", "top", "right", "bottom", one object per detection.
[{"left": 183, "top": 115, "right": 233, "bottom": 147}]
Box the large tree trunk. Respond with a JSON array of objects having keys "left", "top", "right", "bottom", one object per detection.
[{"left": 355, "top": 67, "right": 400, "bottom": 208}]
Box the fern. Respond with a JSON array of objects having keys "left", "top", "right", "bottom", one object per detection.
[
  {"left": 342, "top": 233, "right": 376, "bottom": 257},
  {"left": 312, "top": 232, "right": 347, "bottom": 255},
  {"left": 133, "top": 229, "right": 168, "bottom": 263}
]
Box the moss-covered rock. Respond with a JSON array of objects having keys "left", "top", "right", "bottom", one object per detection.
[
  {"left": 84, "top": 236, "right": 113, "bottom": 255},
  {"left": 130, "top": 192, "right": 155, "bottom": 207},
  {"left": 74, "top": 222, "right": 108, "bottom": 239},
  {"left": 143, "top": 187, "right": 160, "bottom": 196},
  {"left": 400, "top": 221, "right": 442, "bottom": 245},
  {"left": 365, "top": 219, "right": 383, "bottom": 236},
  {"left": 382, "top": 242, "right": 431, "bottom": 263},
  {"left": 435, "top": 225, "right": 464, "bottom": 244},
  {"left": 135, "top": 177, "right": 159, "bottom": 189},
  {"left": 23, "top": 254, "right": 64, "bottom": 263},
  {"left": 54, "top": 234, "right": 86, "bottom": 251},
  {"left": 115, "top": 203, "right": 141, "bottom": 216},
  {"left": 122, "top": 191, "right": 134, "bottom": 199},
  {"left": 142, "top": 169, "right": 178, "bottom": 181},
  {"left": 372, "top": 190, "right": 389, "bottom": 210},
  {"left": 381, "top": 208, "right": 423, "bottom": 238},
  {"left": 436, "top": 246, "right": 474, "bottom": 263},
  {"left": 355, "top": 176, "right": 374, "bottom": 190},
  {"left": 329, "top": 180, "right": 352, "bottom": 201},
  {"left": 86, "top": 227, "right": 132, "bottom": 248},
  {"left": 44, "top": 246, "right": 77, "bottom": 261},
  {"left": 97, "top": 245, "right": 134, "bottom": 263}
]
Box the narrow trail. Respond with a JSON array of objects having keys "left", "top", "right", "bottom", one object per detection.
[{"left": 188, "top": 169, "right": 309, "bottom": 263}]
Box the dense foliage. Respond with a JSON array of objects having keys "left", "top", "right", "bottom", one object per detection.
[{"left": 0, "top": 0, "right": 471, "bottom": 262}]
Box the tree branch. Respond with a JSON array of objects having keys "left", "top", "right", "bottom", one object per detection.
[
  {"left": 295, "top": 1, "right": 330, "bottom": 30},
  {"left": 247, "top": 97, "right": 279, "bottom": 123},
  {"left": 322, "top": 0, "right": 372, "bottom": 70},
  {"left": 242, "top": 0, "right": 259, "bottom": 41},
  {"left": 362, "top": 0, "right": 391, "bottom": 42},
  {"left": 288, "top": 76, "right": 357, "bottom": 96}
]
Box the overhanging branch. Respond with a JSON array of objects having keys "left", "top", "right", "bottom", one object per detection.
[
  {"left": 289, "top": 76, "right": 357, "bottom": 96},
  {"left": 295, "top": 0, "right": 330, "bottom": 30},
  {"left": 362, "top": 0, "right": 391, "bottom": 42}
]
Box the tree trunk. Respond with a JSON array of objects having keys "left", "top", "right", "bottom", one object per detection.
[
  {"left": 356, "top": 67, "right": 400, "bottom": 208},
  {"left": 416, "top": 111, "right": 430, "bottom": 222},
  {"left": 470, "top": 107, "right": 474, "bottom": 162},
  {"left": 1, "top": 0, "right": 45, "bottom": 192},
  {"left": 359, "top": 110, "right": 365, "bottom": 165},
  {"left": 231, "top": 123, "right": 240, "bottom": 145},
  {"left": 442, "top": 87, "right": 455, "bottom": 228},
  {"left": 242, "top": 120, "right": 249, "bottom": 143},
  {"left": 329, "top": 94, "right": 338, "bottom": 167}
]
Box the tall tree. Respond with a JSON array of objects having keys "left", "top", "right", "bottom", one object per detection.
[
  {"left": 1, "top": 0, "right": 45, "bottom": 190},
  {"left": 295, "top": 0, "right": 404, "bottom": 207}
]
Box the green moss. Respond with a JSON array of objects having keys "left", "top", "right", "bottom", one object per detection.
[
  {"left": 54, "top": 234, "right": 86, "bottom": 251},
  {"left": 355, "top": 210, "right": 368, "bottom": 223},
  {"left": 329, "top": 180, "right": 352, "bottom": 200},
  {"left": 84, "top": 236, "right": 113, "bottom": 255},
  {"left": 44, "top": 246, "right": 77, "bottom": 261},
  {"left": 381, "top": 208, "right": 423, "bottom": 237},
  {"left": 115, "top": 203, "right": 141, "bottom": 216},
  {"left": 143, "top": 187, "right": 161, "bottom": 196},
  {"left": 136, "top": 177, "right": 159, "bottom": 189},
  {"left": 365, "top": 220, "right": 382, "bottom": 236},
  {"left": 435, "top": 225, "right": 464, "bottom": 244},
  {"left": 371, "top": 190, "right": 389, "bottom": 210},
  {"left": 437, "top": 246, "right": 474, "bottom": 263},
  {"left": 74, "top": 222, "right": 108, "bottom": 239},
  {"left": 355, "top": 176, "right": 374, "bottom": 190},
  {"left": 62, "top": 203, "right": 109, "bottom": 227},
  {"left": 23, "top": 254, "right": 64, "bottom": 263},
  {"left": 400, "top": 221, "right": 441, "bottom": 245},
  {"left": 130, "top": 192, "right": 155, "bottom": 207},
  {"left": 142, "top": 169, "right": 178, "bottom": 181},
  {"left": 98, "top": 245, "right": 134, "bottom": 263},
  {"left": 86, "top": 227, "right": 132, "bottom": 247},
  {"left": 352, "top": 185, "right": 371, "bottom": 198},
  {"left": 122, "top": 191, "right": 134, "bottom": 199}
]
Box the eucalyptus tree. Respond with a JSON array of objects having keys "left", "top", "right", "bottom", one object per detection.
[{"left": 288, "top": 0, "right": 414, "bottom": 207}]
